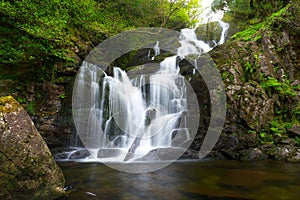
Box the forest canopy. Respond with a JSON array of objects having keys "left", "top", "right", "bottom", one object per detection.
[{"left": 0, "top": 0, "right": 199, "bottom": 81}]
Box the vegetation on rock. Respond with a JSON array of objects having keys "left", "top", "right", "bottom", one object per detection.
[
  {"left": 210, "top": 0, "right": 300, "bottom": 160},
  {"left": 0, "top": 96, "right": 65, "bottom": 199}
]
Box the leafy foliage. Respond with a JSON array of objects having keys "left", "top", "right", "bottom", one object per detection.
[
  {"left": 214, "top": 0, "right": 290, "bottom": 20},
  {"left": 1, "top": 0, "right": 193, "bottom": 82},
  {"left": 260, "top": 76, "right": 297, "bottom": 97}
]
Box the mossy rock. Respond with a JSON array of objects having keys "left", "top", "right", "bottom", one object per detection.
[
  {"left": 0, "top": 96, "right": 21, "bottom": 113},
  {"left": 0, "top": 96, "right": 65, "bottom": 199}
]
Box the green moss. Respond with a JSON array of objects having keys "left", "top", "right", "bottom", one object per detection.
[
  {"left": 270, "top": 5, "right": 290, "bottom": 21},
  {"left": 231, "top": 22, "right": 264, "bottom": 42},
  {"left": 230, "top": 1, "right": 293, "bottom": 43},
  {"left": 221, "top": 71, "right": 234, "bottom": 82},
  {"left": 244, "top": 61, "right": 254, "bottom": 73},
  {"left": 27, "top": 101, "right": 35, "bottom": 115},
  {"left": 260, "top": 76, "right": 297, "bottom": 97},
  {"left": 0, "top": 96, "right": 21, "bottom": 113}
]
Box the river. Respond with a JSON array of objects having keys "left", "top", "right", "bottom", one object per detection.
[{"left": 59, "top": 160, "right": 300, "bottom": 199}]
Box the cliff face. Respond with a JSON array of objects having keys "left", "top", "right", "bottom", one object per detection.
[{"left": 205, "top": 1, "right": 300, "bottom": 160}]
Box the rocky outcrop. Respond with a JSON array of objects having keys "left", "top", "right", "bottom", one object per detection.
[
  {"left": 0, "top": 96, "right": 65, "bottom": 199},
  {"left": 204, "top": 1, "right": 300, "bottom": 161}
]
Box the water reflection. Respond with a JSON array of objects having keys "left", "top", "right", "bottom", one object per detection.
[{"left": 59, "top": 160, "right": 300, "bottom": 200}]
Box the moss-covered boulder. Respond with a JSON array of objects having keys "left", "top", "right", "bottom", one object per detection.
[
  {"left": 195, "top": 21, "right": 223, "bottom": 43},
  {"left": 0, "top": 96, "right": 65, "bottom": 199}
]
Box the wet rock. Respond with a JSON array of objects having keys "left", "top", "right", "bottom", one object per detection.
[
  {"left": 171, "top": 129, "right": 192, "bottom": 147},
  {"left": 195, "top": 21, "right": 223, "bottom": 43},
  {"left": 208, "top": 148, "right": 268, "bottom": 161},
  {"left": 0, "top": 96, "right": 65, "bottom": 200},
  {"left": 262, "top": 144, "right": 298, "bottom": 161},
  {"left": 54, "top": 152, "right": 70, "bottom": 160},
  {"left": 218, "top": 149, "right": 241, "bottom": 160},
  {"left": 136, "top": 147, "right": 186, "bottom": 161},
  {"left": 98, "top": 148, "right": 127, "bottom": 159},
  {"left": 178, "top": 149, "right": 199, "bottom": 159},
  {"left": 274, "top": 146, "right": 298, "bottom": 161},
  {"left": 214, "top": 134, "right": 240, "bottom": 150},
  {"left": 135, "top": 150, "right": 160, "bottom": 161},
  {"left": 240, "top": 148, "right": 268, "bottom": 161},
  {"left": 70, "top": 149, "right": 91, "bottom": 159},
  {"left": 288, "top": 151, "right": 300, "bottom": 163}
]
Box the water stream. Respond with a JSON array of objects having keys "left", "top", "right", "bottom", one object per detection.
[{"left": 59, "top": 160, "right": 300, "bottom": 200}]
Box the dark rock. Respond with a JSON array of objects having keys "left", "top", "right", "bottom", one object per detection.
[
  {"left": 262, "top": 144, "right": 298, "bottom": 161},
  {"left": 69, "top": 149, "right": 91, "bottom": 159},
  {"left": 135, "top": 147, "right": 186, "bottom": 161},
  {"left": 171, "top": 128, "right": 191, "bottom": 147},
  {"left": 273, "top": 146, "right": 298, "bottom": 161},
  {"left": 280, "top": 138, "right": 296, "bottom": 146},
  {"left": 178, "top": 149, "right": 199, "bottom": 159},
  {"left": 54, "top": 152, "right": 70, "bottom": 160},
  {"left": 218, "top": 149, "right": 241, "bottom": 160},
  {"left": 98, "top": 148, "right": 127, "bottom": 158},
  {"left": 288, "top": 152, "right": 300, "bottom": 163},
  {"left": 214, "top": 134, "right": 239, "bottom": 150},
  {"left": 288, "top": 126, "right": 300, "bottom": 136},
  {"left": 135, "top": 149, "right": 160, "bottom": 161},
  {"left": 240, "top": 148, "right": 268, "bottom": 160},
  {"left": 0, "top": 96, "right": 65, "bottom": 200},
  {"left": 291, "top": 80, "right": 300, "bottom": 87}
]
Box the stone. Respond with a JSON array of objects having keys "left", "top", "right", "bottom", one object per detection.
[
  {"left": 195, "top": 21, "right": 223, "bottom": 42},
  {"left": 70, "top": 149, "right": 91, "bottom": 159},
  {"left": 98, "top": 148, "right": 127, "bottom": 159},
  {"left": 0, "top": 96, "right": 65, "bottom": 200},
  {"left": 288, "top": 152, "right": 300, "bottom": 163},
  {"left": 240, "top": 148, "right": 268, "bottom": 161},
  {"left": 266, "top": 145, "right": 298, "bottom": 161},
  {"left": 291, "top": 80, "right": 300, "bottom": 87},
  {"left": 218, "top": 149, "right": 241, "bottom": 160},
  {"left": 288, "top": 126, "right": 300, "bottom": 136},
  {"left": 135, "top": 147, "right": 186, "bottom": 161}
]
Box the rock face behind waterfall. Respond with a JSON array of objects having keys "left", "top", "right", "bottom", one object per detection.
[{"left": 0, "top": 96, "right": 65, "bottom": 199}]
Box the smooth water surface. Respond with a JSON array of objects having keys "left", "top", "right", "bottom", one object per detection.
[{"left": 59, "top": 160, "right": 300, "bottom": 200}]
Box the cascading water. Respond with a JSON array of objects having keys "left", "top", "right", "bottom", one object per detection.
[{"left": 56, "top": 5, "right": 229, "bottom": 162}]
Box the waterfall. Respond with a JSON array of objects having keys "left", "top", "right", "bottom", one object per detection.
[
  {"left": 57, "top": 6, "right": 229, "bottom": 162},
  {"left": 151, "top": 41, "right": 160, "bottom": 60},
  {"left": 217, "top": 20, "right": 230, "bottom": 45},
  {"left": 97, "top": 54, "right": 187, "bottom": 160}
]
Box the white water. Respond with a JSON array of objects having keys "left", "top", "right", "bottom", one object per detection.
[{"left": 59, "top": 4, "right": 229, "bottom": 162}]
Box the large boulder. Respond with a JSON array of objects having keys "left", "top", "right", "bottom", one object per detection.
[{"left": 0, "top": 96, "right": 65, "bottom": 200}]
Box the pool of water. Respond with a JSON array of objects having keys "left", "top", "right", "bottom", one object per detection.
[{"left": 59, "top": 160, "right": 300, "bottom": 200}]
